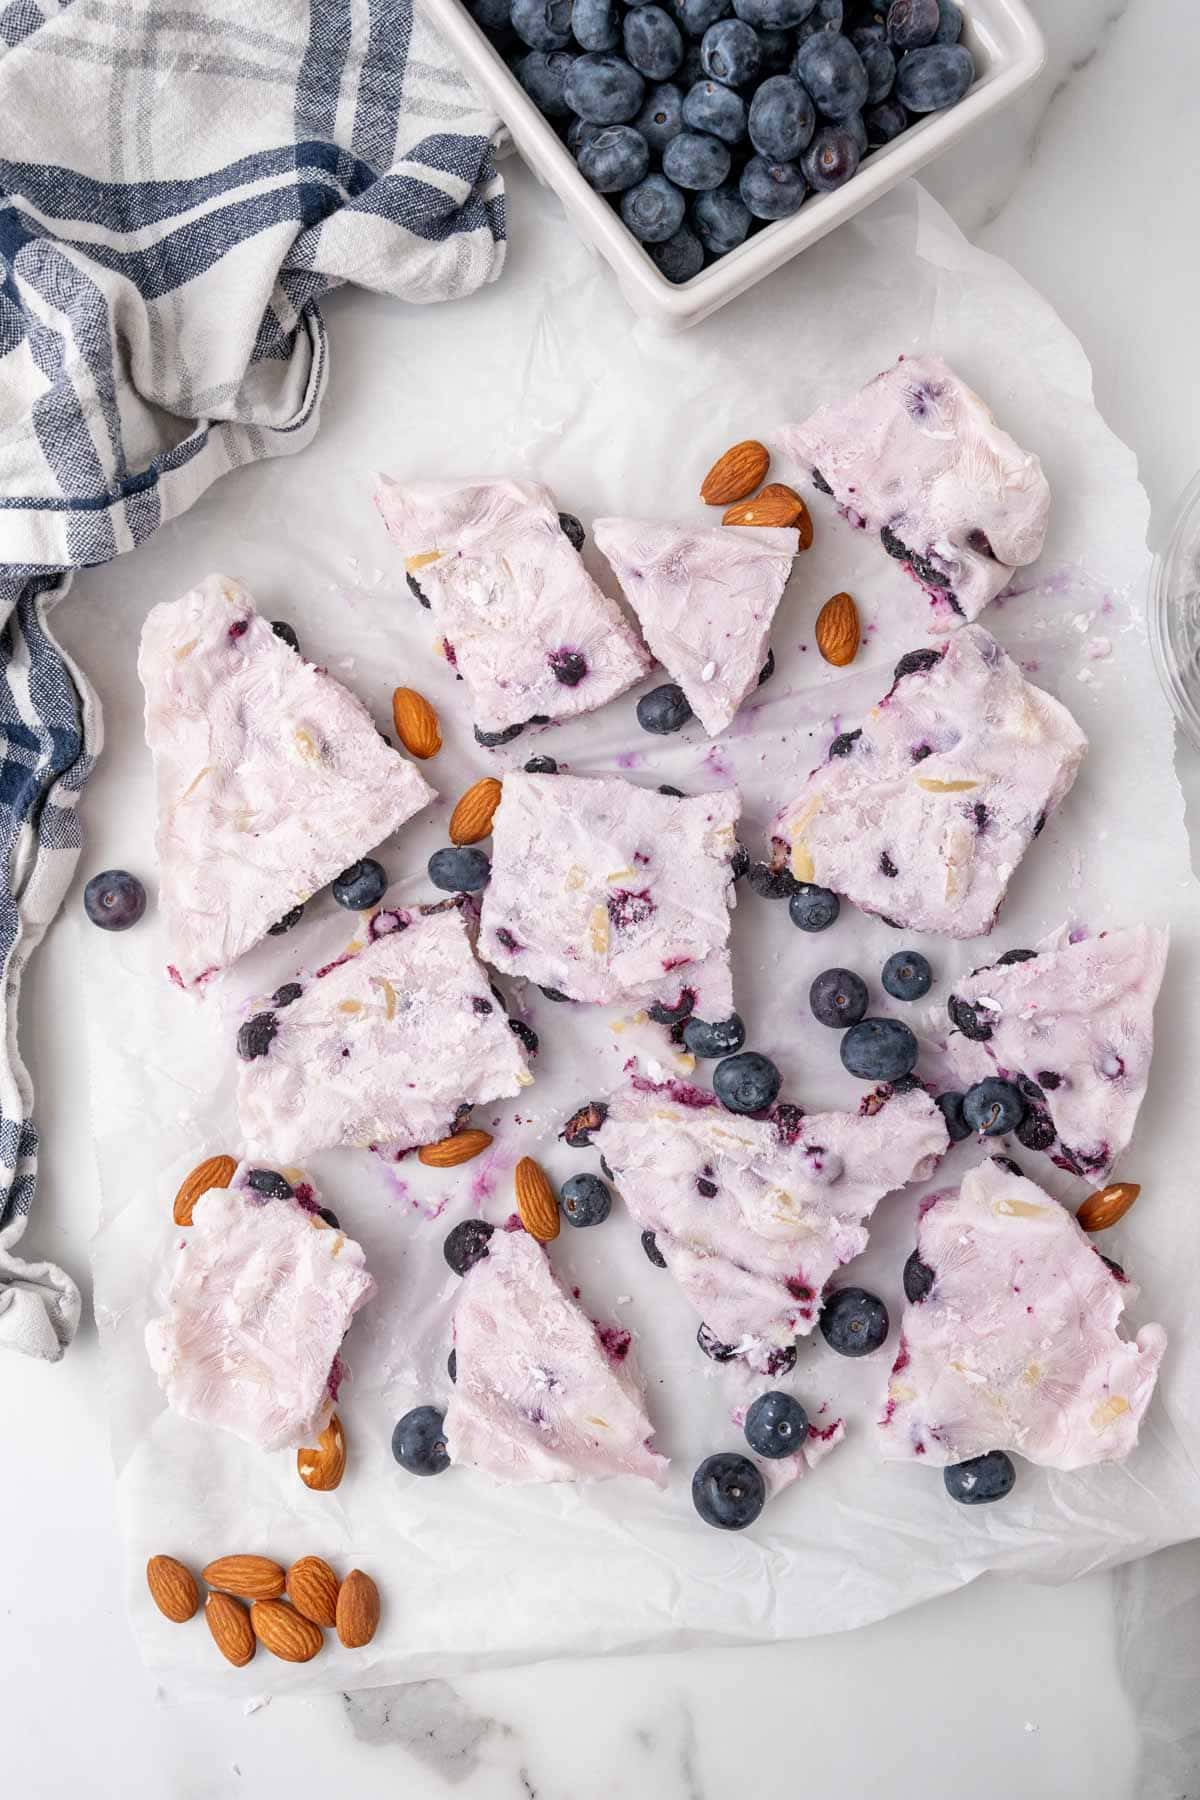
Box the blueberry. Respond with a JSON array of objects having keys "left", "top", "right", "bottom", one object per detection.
[
  {"left": 700, "top": 18, "right": 761, "bottom": 86},
  {"left": 746, "top": 861, "right": 797, "bottom": 898},
  {"left": 271, "top": 619, "right": 300, "bottom": 651},
  {"left": 934, "top": 0, "right": 963, "bottom": 42},
  {"left": 428, "top": 846, "right": 491, "bottom": 893},
  {"left": 621, "top": 171, "right": 688, "bottom": 241},
  {"left": 936, "top": 1091, "right": 971, "bottom": 1142},
  {"left": 83, "top": 869, "right": 146, "bottom": 931},
  {"left": 713, "top": 1050, "right": 782, "bottom": 1114},
  {"left": 636, "top": 81, "right": 685, "bottom": 150},
  {"left": 540, "top": 985, "right": 571, "bottom": 1001},
  {"left": 642, "top": 1228, "right": 668, "bottom": 1267},
  {"left": 840, "top": 1017, "right": 918, "bottom": 1082},
  {"left": 748, "top": 73, "right": 815, "bottom": 159},
  {"left": 692, "top": 1452, "right": 766, "bottom": 1529},
  {"left": 793, "top": 31, "right": 866, "bottom": 117},
  {"left": 991, "top": 1154, "right": 1024, "bottom": 1177},
  {"left": 793, "top": 0, "right": 841, "bottom": 37},
  {"left": 567, "top": 115, "right": 605, "bottom": 152},
  {"left": 648, "top": 989, "right": 694, "bottom": 1024},
  {"left": 656, "top": 785, "right": 685, "bottom": 799},
  {"left": 558, "top": 512, "right": 585, "bottom": 551},
  {"left": 272, "top": 981, "right": 303, "bottom": 1008},
  {"left": 509, "top": 1017, "right": 539, "bottom": 1055},
  {"left": 857, "top": 35, "right": 895, "bottom": 101},
  {"left": 892, "top": 645, "right": 943, "bottom": 682},
  {"left": 788, "top": 884, "right": 840, "bottom": 932},
  {"left": 697, "top": 1321, "right": 739, "bottom": 1361},
  {"left": 624, "top": 4, "right": 683, "bottom": 78},
  {"left": 692, "top": 182, "right": 753, "bottom": 253},
  {"left": 944, "top": 1449, "right": 1015, "bottom": 1506},
  {"left": 893, "top": 42, "right": 974, "bottom": 112},
  {"left": 745, "top": 1390, "right": 809, "bottom": 1458},
  {"left": 572, "top": 0, "right": 620, "bottom": 50},
  {"left": 516, "top": 47, "right": 575, "bottom": 113},
  {"left": 886, "top": 0, "right": 938, "bottom": 49},
  {"left": 1015, "top": 1108, "right": 1056, "bottom": 1152},
  {"left": 730, "top": 843, "right": 751, "bottom": 879},
  {"left": 524, "top": 754, "right": 559, "bottom": 773},
  {"left": 663, "top": 129, "right": 731, "bottom": 189},
  {"left": 996, "top": 947, "right": 1037, "bottom": 966},
  {"left": 732, "top": 0, "right": 817, "bottom": 25},
  {"left": 332, "top": 857, "right": 388, "bottom": 910},
  {"left": 391, "top": 1405, "right": 451, "bottom": 1476},
  {"left": 675, "top": 0, "right": 728, "bottom": 32},
  {"left": 475, "top": 721, "right": 526, "bottom": 746},
  {"left": 511, "top": 0, "right": 573, "bottom": 49},
  {"left": 682, "top": 1012, "right": 746, "bottom": 1058},
  {"left": 903, "top": 1249, "right": 935, "bottom": 1302},
  {"left": 407, "top": 572, "right": 431, "bottom": 607},
  {"left": 810, "top": 967, "right": 868, "bottom": 1028},
  {"left": 881, "top": 950, "right": 932, "bottom": 1001},
  {"left": 637, "top": 681, "right": 694, "bottom": 731},
  {"left": 237, "top": 1011, "right": 278, "bottom": 1061},
  {"left": 560, "top": 1172, "right": 613, "bottom": 1226},
  {"left": 819, "top": 1285, "right": 888, "bottom": 1356},
  {"left": 947, "top": 993, "right": 993, "bottom": 1042},
  {"left": 962, "top": 1078, "right": 1025, "bottom": 1137},
  {"left": 564, "top": 51, "right": 646, "bottom": 120},
  {"left": 739, "top": 154, "right": 807, "bottom": 220},
  {"left": 864, "top": 96, "right": 908, "bottom": 144},
  {"left": 844, "top": 108, "right": 867, "bottom": 151},
  {"left": 447, "top": 1347, "right": 458, "bottom": 1383},
  {"left": 267, "top": 903, "right": 305, "bottom": 937},
  {"left": 444, "top": 1217, "right": 495, "bottom": 1275},
  {"left": 549, "top": 647, "right": 588, "bottom": 688},
  {"left": 650, "top": 223, "right": 705, "bottom": 281},
  {"left": 468, "top": 0, "right": 512, "bottom": 24},
  {"left": 800, "top": 122, "right": 859, "bottom": 190},
  {"left": 561, "top": 1100, "right": 609, "bottom": 1146},
  {"left": 683, "top": 78, "right": 748, "bottom": 143},
  {"left": 758, "top": 648, "right": 776, "bottom": 685},
  {"left": 246, "top": 1167, "right": 293, "bottom": 1199}
]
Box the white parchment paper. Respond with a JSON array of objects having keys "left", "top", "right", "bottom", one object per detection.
[{"left": 72, "top": 170, "right": 1200, "bottom": 1696}]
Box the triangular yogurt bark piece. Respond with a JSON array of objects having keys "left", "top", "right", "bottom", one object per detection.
[
  {"left": 592, "top": 517, "right": 796, "bottom": 736},
  {"left": 878, "top": 1157, "right": 1166, "bottom": 1471},
  {"left": 139, "top": 574, "right": 435, "bottom": 990},
  {"left": 771, "top": 626, "right": 1087, "bottom": 939},
  {"left": 444, "top": 1225, "right": 667, "bottom": 1485},
  {"left": 946, "top": 924, "right": 1168, "bottom": 1181},
  {"left": 595, "top": 1079, "right": 948, "bottom": 1373}
]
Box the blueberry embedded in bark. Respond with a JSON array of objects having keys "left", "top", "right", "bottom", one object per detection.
[
  {"left": 757, "top": 648, "right": 776, "bottom": 686},
  {"left": 475, "top": 722, "right": 526, "bottom": 747},
  {"left": 811, "top": 467, "right": 833, "bottom": 495},
  {"left": 549, "top": 648, "right": 589, "bottom": 686},
  {"left": 647, "top": 989, "right": 696, "bottom": 1027},
  {"left": 730, "top": 843, "right": 751, "bottom": 880},
  {"left": 509, "top": 1018, "right": 539, "bottom": 1055},
  {"left": 237, "top": 1011, "right": 278, "bottom": 1061},
  {"left": 524, "top": 755, "right": 559, "bottom": 773},
  {"left": 697, "top": 1321, "right": 739, "bottom": 1362},
  {"left": 407, "top": 573, "right": 431, "bottom": 608},
  {"left": 472, "top": 995, "right": 494, "bottom": 1015},
  {"left": 444, "top": 1218, "right": 495, "bottom": 1276},
  {"left": 878, "top": 850, "right": 899, "bottom": 879},
  {"left": 540, "top": 985, "right": 571, "bottom": 1002},
  {"left": 271, "top": 619, "right": 300, "bottom": 651},
  {"left": 1015, "top": 1107, "right": 1056, "bottom": 1152},
  {"left": 948, "top": 994, "right": 994, "bottom": 1042},
  {"left": 747, "top": 862, "right": 797, "bottom": 899},
  {"left": 558, "top": 511, "right": 586, "bottom": 552},
  {"left": 996, "top": 948, "right": 1037, "bottom": 967},
  {"left": 642, "top": 1229, "right": 667, "bottom": 1267},
  {"left": 247, "top": 1167, "right": 293, "bottom": 1200},
  {"left": 561, "top": 1100, "right": 609, "bottom": 1146},
  {"left": 268, "top": 904, "right": 304, "bottom": 936},
  {"left": 683, "top": 1013, "right": 746, "bottom": 1058},
  {"left": 991, "top": 1154, "right": 1024, "bottom": 1177},
  {"left": 829, "top": 729, "right": 861, "bottom": 757},
  {"left": 944, "top": 1450, "right": 1015, "bottom": 1506},
  {"left": 892, "top": 647, "right": 943, "bottom": 683},
  {"left": 447, "top": 1348, "right": 457, "bottom": 1383},
  {"left": 316, "top": 1206, "right": 340, "bottom": 1229},
  {"left": 903, "top": 1249, "right": 935, "bottom": 1302},
  {"left": 272, "top": 982, "right": 303, "bottom": 1008}
]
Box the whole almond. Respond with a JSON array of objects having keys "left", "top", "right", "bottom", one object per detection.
[
  {"left": 287, "top": 1556, "right": 340, "bottom": 1628},
  {"left": 250, "top": 1598, "right": 324, "bottom": 1664},
  {"left": 418, "top": 1128, "right": 493, "bottom": 1168},
  {"left": 815, "top": 591, "right": 860, "bottom": 667},
  {"left": 1076, "top": 1181, "right": 1141, "bottom": 1233},
  {"left": 297, "top": 1413, "right": 347, "bottom": 1492},
  {"left": 335, "top": 1569, "right": 381, "bottom": 1649},
  {"left": 146, "top": 1555, "right": 199, "bottom": 1623},
  {"left": 202, "top": 1555, "right": 286, "bottom": 1600},
  {"left": 449, "top": 777, "right": 503, "bottom": 845},
  {"left": 515, "top": 1155, "right": 559, "bottom": 1241},
  {"left": 205, "top": 1591, "right": 256, "bottom": 1667},
  {"left": 392, "top": 687, "right": 442, "bottom": 759},
  {"left": 722, "top": 485, "right": 812, "bottom": 545},
  {"left": 700, "top": 440, "right": 770, "bottom": 506},
  {"left": 173, "top": 1154, "right": 237, "bottom": 1227}
]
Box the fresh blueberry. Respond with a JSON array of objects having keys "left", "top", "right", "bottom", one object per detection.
[
  {"left": 561, "top": 1100, "right": 609, "bottom": 1146},
  {"left": 856, "top": 35, "right": 895, "bottom": 101},
  {"left": 267, "top": 903, "right": 304, "bottom": 936},
  {"left": 444, "top": 1217, "right": 495, "bottom": 1275},
  {"left": 864, "top": 96, "right": 908, "bottom": 144},
  {"left": 894, "top": 42, "right": 974, "bottom": 111},
  {"left": 637, "top": 681, "right": 694, "bottom": 731},
  {"left": 810, "top": 967, "right": 868, "bottom": 1028},
  {"left": 624, "top": 4, "right": 683, "bottom": 78},
  {"left": 733, "top": 0, "right": 817, "bottom": 25},
  {"left": 642, "top": 1228, "right": 668, "bottom": 1267},
  {"left": 800, "top": 122, "right": 859, "bottom": 190},
  {"left": 558, "top": 512, "right": 585, "bottom": 551},
  {"left": 517, "top": 48, "right": 575, "bottom": 112},
  {"left": 936, "top": 1091, "right": 971, "bottom": 1141},
  {"left": 819, "top": 1285, "right": 889, "bottom": 1356},
  {"left": 316, "top": 1206, "right": 340, "bottom": 1229},
  {"left": 331, "top": 857, "right": 388, "bottom": 910},
  {"left": 850, "top": 19, "right": 885, "bottom": 46},
  {"left": 792, "top": 0, "right": 841, "bottom": 38},
  {"left": 996, "top": 947, "right": 1037, "bottom": 966},
  {"left": 468, "top": 0, "right": 512, "bottom": 27},
  {"left": 701, "top": 18, "right": 761, "bottom": 86},
  {"left": 697, "top": 1321, "right": 740, "bottom": 1361},
  {"left": 564, "top": 50, "right": 646, "bottom": 120},
  {"left": 788, "top": 884, "right": 840, "bottom": 932},
  {"left": 475, "top": 721, "right": 526, "bottom": 746},
  {"left": 559, "top": 1172, "right": 613, "bottom": 1227},
  {"left": 944, "top": 1449, "right": 1016, "bottom": 1506},
  {"left": 746, "top": 861, "right": 797, "bottom": 898},
  {"left": 683, "top": 1012, "right": 746, "bottom": 1058},
  {"left": 636, "top": 81, "right": 685, "bottom": 150},
  {"left": 428, "top": 846, "right": 491, "bottom": 893},
  {"left": 887, "top": 0, "right": 938, "bottom": 49},
  {"left": 663, "top": 129, "right": 731, "bottom": 189},
  {"left": 962, "top": 1078, "right": 1025, "bottom": 1137},
  {"left": 509, "top": 1017, "right": 539, "bottom": 1055},
  {"left": 511, "top": 0, "right": 573, "bottom": 49},
  {"left": 881, "top": 950, "right": 932, "bottom": 1001},
  {"left": 683, "top": 78, "right": 748, "bottom": 142},
  {"left": 903, "top": 1249, "right": 935, "bottom": 1302},
  {"left": 756, "top": 26, "right": 795, "bottom": 71},
  {"left": 650, "top": 223, "right": 706, "bottom": 280},
  {"left": 692, "top": 1452, "right": 766, "bottom": 1529},
  {"left": 272, "top": 981, "right": 303, "bottom": 1008},
  {"left": 391, "top": 1405, "right": 451, "bottom": 1476},
  {"left": 713, "top": 1050, "right": 782, "bottom": 1114},
  {"left": 83, "top": 869, "right": 146, "bottom": 931},
  {"left": 447, "top": 1347, "right": 458, "bottom": 1383},
  {"left": 934, "top": 0, "right": 963, "bottom": 42},
  {"left": 246, "top": 1167, "right": 293, "bottom": 1199},
  {"left": 237, "top": 1011, "right": 278, "bottom": 1061},
  {"left": 840, "top": 1017, "right": 918, "bottom": 1082},
  {"left": 744, "top": 1390, "right": 809, "bottom": 1458},
  {"left": 844, "top": 108, "right": 868, "bottom": 151},
  {"left": 271, "top": 619, "right": 300, "bottom": 651},
  {"left": 567, "top": 115, "right": 605, "bottom": 152},
  {"left": 748, "top": 73, "right": 815, "bottom": 159},
  {"left": 676, "top": 0, "right": 729, "bottom": 32},
  {"left": 621, "top": 171, "right": 688, "bottom": 241},
  {"left": 572, "top": 0, "right": 620, "bottom": 50},
  {"left": 524, "top": 754, "right": 559, "bottom": 773},
  {"left": 739, "top": 154, "right": 807, "bottom": 219},
  {"left": 758, "top": 648, "right": 776, "bottom": 684},
  {"left": 793, "top": 31, "right": 866, "bottom": 117},
  {"left": 692, "top": 182, "right": 753, "bottom": 253}
]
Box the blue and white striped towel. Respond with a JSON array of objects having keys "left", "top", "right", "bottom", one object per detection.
[{"left": 0, "top": 0, "right": 506, "bottom": 1360}]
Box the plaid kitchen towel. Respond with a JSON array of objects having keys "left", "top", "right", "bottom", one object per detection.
[{"left": 0, "top": 0, "right": 506, "bottom": 1360}]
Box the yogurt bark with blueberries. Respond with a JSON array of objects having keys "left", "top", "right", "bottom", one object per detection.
[
  {"left": 780, "top": 354, "right": 1051, "bottom": 629},
  {"left": 771, "top": 627, "right": 1087, "bottom": 939},
  {"left": 444, "top": 1224, "right": 667, "bottom": 1486},
  {"left": 595, "top": 1078, "right": 948, "bottom": 1373},
  {"left": 879, "top": 1158, "right": 1166, "bottom": 1471},
  {"left": 139, "top": 574, "right": 435, "bottom": 991},
  {"left": 947, "top": 924, "right": 1168, "bottom": 1181},
  {"left": 592, "top": 517, "right": 797, "bottom": 735},
  {"left": 374, "top": 476, "right": 652, "bottom": 738},
  {"left": 236, "top": 903, "right": 531, "bottom": 1163}
]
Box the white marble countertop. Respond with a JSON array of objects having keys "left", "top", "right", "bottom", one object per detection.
[{"left": 8, "top": 2, "right": 1199, "bottom": 1794}]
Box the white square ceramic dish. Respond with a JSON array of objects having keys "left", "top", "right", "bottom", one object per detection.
[{"left": 421, "top": 0, "right": 1045, "bottom": 329}]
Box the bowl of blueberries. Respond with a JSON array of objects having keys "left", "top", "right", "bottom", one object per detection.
[{"left": 424, "top": 0, "right": 1044, "bottom": 326}]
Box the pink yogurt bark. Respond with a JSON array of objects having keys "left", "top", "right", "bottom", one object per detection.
[
  {"left": 878, "top": 1158, "right": 1166, "bottom": 1471},
  {"left": 779, "top": 354, "right": 1051, "bottom": 630},
  {"left": 444, "top": 1226, "right": 667, "bottom": 1485},
  {"left": 947, "top": 924, "right": 1168, "bottom": 1181},
  {"left": 479, "top": 771, "right": 741, "bottom": 1019},
  {"left": 595, "top": 1079, "right": 948, "bottom": 1372},
  {"left": 771, "top": 626, "right": 1087, "bottom": 939},
  {"left": 592, "top": 517, "right": 796, "bottom": 735},
  {"left": 139, "top": 573, "right": 434, "bottom": 991},
  {"left": 374, "top": 476, "right": 652, "bottom": 734},
  {"left": 145, "top": 1178, "right": 374, "bottom": 1453},
  {"left": 235, "top": 903, "right": 532, "bottom": 1164}
]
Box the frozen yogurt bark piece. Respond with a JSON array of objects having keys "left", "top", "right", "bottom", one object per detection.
[
  {"left": 592, "top": 517, "right": 796, "bottom": 735},
  {"left": 771, "top": 626, "right": 1087, "bottom": 939},
  {"left": 444, "top": 1225, "right": 667, "bottom": 1485},
  {"left": 479, "top": 771, "right": 741, "bottom": 1018},
  {"left": 145, "top": 1179, "right": 374, "bottom": 1452},
  {"left": 374, "top": 476, "right": 652, "bottom": 734},
  {"left": 780, "top": 354, "right": 1050, "bottom": 629},
  {"left": 947, "top": 924, "right": 1168, "bottom": 1181},
  {"left": 879, "top": 1158, "right": 1166, "bottom": 1471},
  {"left": 236, "top": 903, "right": 531, "bottom": 1163},
  {"left": 139, "top": 573, "right": 434, "bottom": 991},
  {"left": 596, "top": 1079, "right": 948, "bottom": 1372}
]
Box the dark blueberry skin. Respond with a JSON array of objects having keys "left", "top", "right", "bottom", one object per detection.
[
  {"left": 468, "top": 0, "right": 513, "bottom": 28},
  {"left": 642, "top": 1228, "right": 668, "bottom": 1267},
  {"left": 748, "top": 73, "right": 815, "bottom": 160},
  {"left": 962, "top": 1078, "right": 1025, "bottom": 1137},
  {"left": 475, "top": 721, "right": 525, "bottom": 747},
  {"left": 564, "top": 51, "right": 646, "bottom": 121},
  {"left": 237, "top": 1011, "right": 278, "bottom": 1061},
  {"left": 268, "top": 903, "right": 304, "bottom": 936},
  {"left": 758, "top": 648, "right": 776, "bottom": 685},
  {"left": 517, "top": 48, "right": 575, "bottom": 114},
  {"left": 1015, "top": 1109, "right": 1057, "bottom": 1152},
  {"left": 801, "top": 122, "right": 859, "bottom": 191},
  {"left": 893, "top": 646, "right": 942, "bottom": 682},
  {"left": 944, "top": 1449, "right": 1016, "bottom": 1506},
  {"left": 840, "top": 1017, "right": 918, "bottom": 1082},
  {"left": 810, "top": 967, "right": 868, "bottom": 1028},
  {"left": 894, "top": 42, "right": 974, "bottom": 112},
  {"left": 391, "top": 1405, "right": 451, "bottom": 1476},
  {"left": 948, "top": 993, "right": 993, "bottom": 1042},
  {"left": 559, "top": 1172, "right": 612, "bottom": 1227},
  {"left": 509, "top": 1017, "right": 539, "bottom": 1055},
  {"left": 683, "top": 78, "right": 748, "bottom": 144},
  {"left": 730, "top": 843, "right": 751, "bottom": 880},
  {"left": 447, "top": 1347, "right": 458, "bottom": 1383},
  {"left": 558, "top": 512, "right": 585, "bottom": 552},
  {"left": 881, "top": 950, "right": 932, "bottom": 1002},
  {"left": 996, "top": 947, "right": 1037, "bottom": 966},
  {"left": 621, "top": 172, "right": 688, "bottom": 241},
  {"left": 567, "top": 115, "right": 605, "bottom": 153},
  {"left": 830, "top": 728, "right": 861, "bottom": 757},
  {"left": 332, "top": 857, "right": 388, "bottom": 910},
  {"left": 845, "top": 108, "right": 868, "bottom": 152},
  {"left": 936, "top": 1091, "right": 971, "bottom": 1142},
  {"left": 733, "top": 0, "right": 817, "bottom": 24},
  {"left": 934, "top": 0, "right": 963, "bottom": 42},
  {"left": 246, "top": 1167, "right": 293, "bottom": 1200},
  {"left": 524, "top": 754, "right": 559, "bottom": 773},
  {"left": 991, "top": 1154, "right": 1023, "bottom": 1178},
  {"left": 637, "top": 681, "right": 694, "bottom": 732},
  {"left": 713, "top": 1051, "right": 782, "bottom": 1114},
  {"left": 407, "top": 572, "right": 431, "bottom": 607},
  {"left": 682, "top": 1012, "right": 746, "bottom": 1058},
  {"left": 864, "top": 96, "right": 907, "bottom": 145},
  {"left": 678, "top": 40, "right": 706, "bottom": 86},
  {"left": 648, "top": 989, "right": 695, "bottom": 1024},
  {"left": 272, "top": 981, "right": 303, "bottom": 1008},
  {"left": 819, "top": 1285, "right": 889, "bottom": 1356},
  {"left": 315, "top": 1206, "right": 340, "bottom": 1229},
  {"left": 271, "top": 619, "right": 300, "bottom": 652},
  {"left": 887, "top": 0, "right": 939, "bottom": 50},
  {"left": 745, "top": 1390, "right": 809, "bottom": 1458},
  {"left": 701, "top": 18, "right": 761, "bottom": 86},
  {"left": 511, "top": 0, "right": 573, "bottom": 49},
  {"left": 636, "top": 81, "right": 685, "bottom": 150},
  {"left": 692, "top": 1452, "right": 766, "bottom": 1530},
  {"left": 692, "top": 182, "right": 753, "bottom": 254},
  {"left": 540, "top": 985, "right": 571, "bottom": 1001},
  {"left": 663, "top": 129, "right": 732, "bottom": 190},
  {"left": 793, "top": 31, "right": 867, "bottom": 118},
  {"left": 651, "top": 223, "right": 706, "bottom": 281},
  {"left": 739, "top": 154, "right": 807, "bottom": 220},
  {"left": 444, "top": 1217, "right": 495, "bottom": 1276},
  {"left": 789, "top": 884, "right": 840, "bottom": 932},
  {"left": 572, "top": 0, "right": 620, "bottom": 50},
  {"left": 903, "top": 1249, "right": 935, "bottom": 1302},
  {"left": 83, "top": 869, "right": 146, "bottom": 931},
  {"left": 746, "top": 861, "right": 797, "bottom": 899},
  {"left": 676, "top": 0, "right": 728, "bottom": 32},
  {"left": 624, "top": 4, "right": 684, "bottom": 79},
  {"left": 561, "top": 1100, "right": 609, "bottom": 1146},
  {"left": 857, "top": 36, "right": 895, "bottom": 101},
  {"left": 428, "top": 846, "right": 491, "bottom": 893},
  {"left": 793, "top": 0, "right": 841, "bottom": 38},
  {"left": 697, "top": 1321, "right": 740, "bottom": 1361}
]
